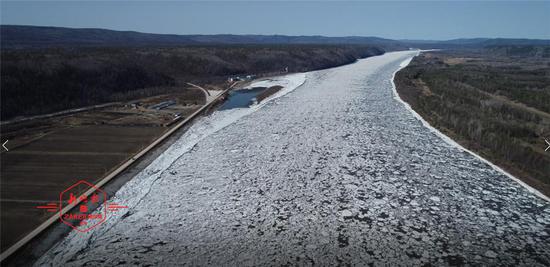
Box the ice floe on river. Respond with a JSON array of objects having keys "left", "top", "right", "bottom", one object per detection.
[
  {"left": 36, "top": 52, "right": 549, "bottom": 266},
  {"left": 35, "top": 73, "right": 305, "bottom": 265}
]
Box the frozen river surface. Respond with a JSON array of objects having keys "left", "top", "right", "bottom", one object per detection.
[{"left": 39, "top": 51, "right": 550, "bottom": 266}]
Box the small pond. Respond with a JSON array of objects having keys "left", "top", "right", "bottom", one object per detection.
[{"left": 219, "top": 87, "right": 267, "bottom": 110}]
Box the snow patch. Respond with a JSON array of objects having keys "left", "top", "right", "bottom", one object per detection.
[{"left": 248, "top": 73, "right": 306, "bottom": 108}]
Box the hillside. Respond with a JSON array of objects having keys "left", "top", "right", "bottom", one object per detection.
[
  {"left": 2, "top": 25, "right": 549, "bottom": 121},
  {"left": 1, "top": 45, "right": 383, "bottom": 120},
  {"left": 2, "top": 25, "right": 549, "bottom": 50},
  {"left": 0, "top": 25, "right": 404, "bottom": 49}
]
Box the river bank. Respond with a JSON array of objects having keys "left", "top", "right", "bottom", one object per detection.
[
  {"left": 2, "top": 71, "right": 305, "bottom": 266},
  {"left": 394, "top": 50, "right": 550, "bottom": 199}
]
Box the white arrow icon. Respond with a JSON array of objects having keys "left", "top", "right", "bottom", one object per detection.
[
  {"left": 546, "top": 139, "right": 550, "bottom": 152},
  {"left": 2, "top": 140, "right": 7, "bottom": 152}
]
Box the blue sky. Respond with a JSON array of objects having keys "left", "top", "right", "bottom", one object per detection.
[{"left": 1, "top": 1, "right": 549, "bottom": 40}]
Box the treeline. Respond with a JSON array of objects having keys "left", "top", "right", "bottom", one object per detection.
[
  {"left": 485, "top": 45, "right": 550, "bottom": 58},
  {"left": 1, "top": 45, "right": 383, "bottom": 119},
  {"left": 395, "top": 51, "right": 550, "bottom": 195},
  {"left": 419, "top": 62, "right": 550, "bottom": 114}
]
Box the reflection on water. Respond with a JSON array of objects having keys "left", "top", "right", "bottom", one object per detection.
[{"left": 219, "top": 87, "right": 266, "bottom": 110}]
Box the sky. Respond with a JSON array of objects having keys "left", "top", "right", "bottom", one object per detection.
[{"left": 1, "top": 1, "right": 549, "bottom": 40}]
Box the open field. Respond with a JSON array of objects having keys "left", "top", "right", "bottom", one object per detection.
[
  {"left": 0, "top": 87, "right": 209, "bottom": 252},
  {"left": 0, "top": 126, "right": 163, "bottom": 248},
  {"left": 395, "top": 48, "right": 550, "bottom": 196}
]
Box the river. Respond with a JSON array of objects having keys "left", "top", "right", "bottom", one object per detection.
[{"left": 37, "top": 51, "right": 550, "bottom": 266}]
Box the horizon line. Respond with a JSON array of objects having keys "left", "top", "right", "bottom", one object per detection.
[{"left": 3, "top": 24, "right": 550, "bottom": 42}]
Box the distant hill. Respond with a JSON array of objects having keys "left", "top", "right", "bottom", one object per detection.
[
  {"left": 412, "top": 38, "right": 550, "bottom": 49},
  {"left": 485, "top": 45, "right": 550, "bottom": 58},
  {"left": 0, "top": 25, "right": 404, "bottom": 49},
  {"left": 186, "top": 34, "right": 403, "bottom": 46},
  {"left": 443, "top": 38, "right": 550, "bottom": 46},
  {"left": 480, "top": 38, "right": 550, "bottom": 46},
  {"left": 2, "top": 25, "right": 548, "bottom": 50},
  {"left": 0, "top": 25, "right": 199, "bottom": 48}
]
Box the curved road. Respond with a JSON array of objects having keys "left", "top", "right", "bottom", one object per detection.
[{"left": 38, "top": 51, "right": 549, "bottom": 266}]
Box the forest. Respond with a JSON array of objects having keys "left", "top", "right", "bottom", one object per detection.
[
  {"left": 395, "top": 48, "right": 550, "bottom": 195},
  {"left": 1, "top": 44, "right": 383, "bottom": 120}
]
